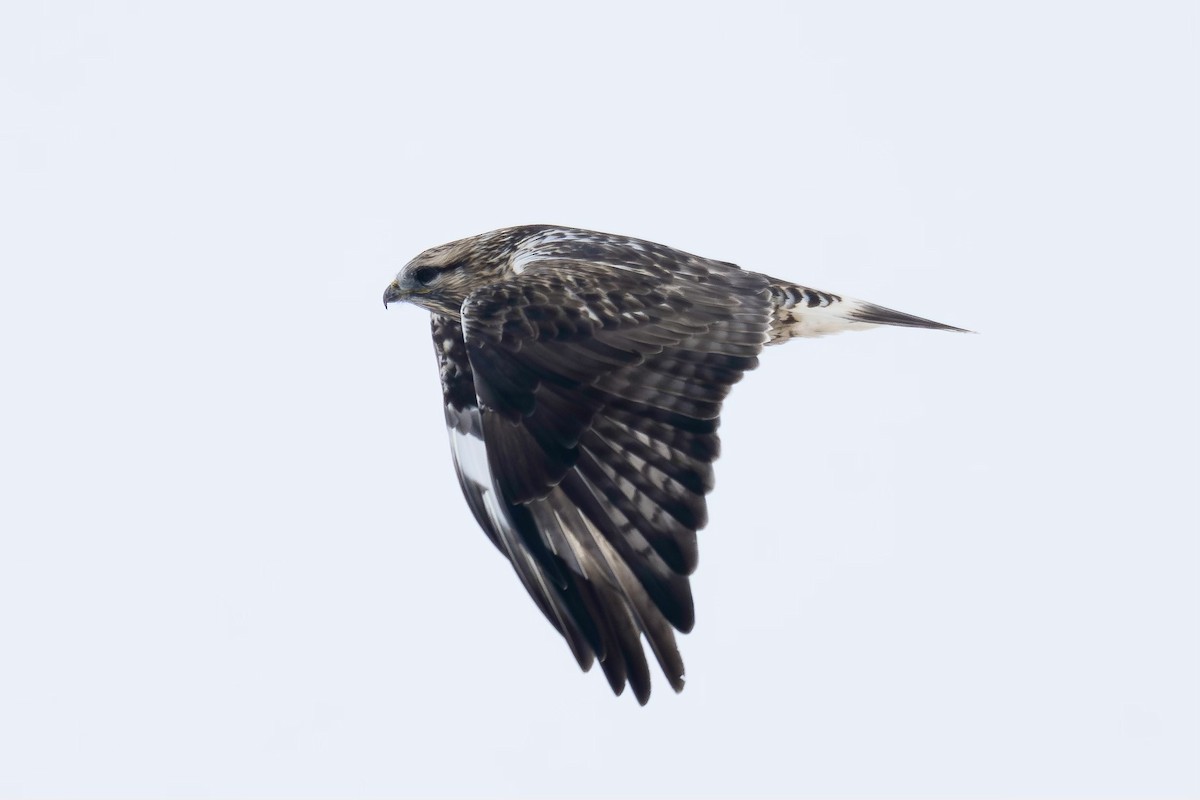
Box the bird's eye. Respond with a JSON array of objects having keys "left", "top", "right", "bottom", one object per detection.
[{"left": 413, "top": 267, "right": 438, "bottom": 286}]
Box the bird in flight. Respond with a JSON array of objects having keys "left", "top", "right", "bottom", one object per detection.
[{"left": 383, "top": 225, "right": 964, "bottom": 703}]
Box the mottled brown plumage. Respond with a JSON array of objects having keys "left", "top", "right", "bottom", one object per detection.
[{"left": 384, "top": 224, "right": 963, "bottom": 703}]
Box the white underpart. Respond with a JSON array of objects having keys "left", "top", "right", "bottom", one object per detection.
[
  {"left": 448, "top": 426, "right": 509, "bottom": 535},
  {"left": 448, "top": 427, "right": 490, "bottom": 487},
  {"left": 785, "top": 295, "right": 880, "bottom": 338}
]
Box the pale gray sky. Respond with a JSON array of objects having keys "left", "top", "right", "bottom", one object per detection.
[{"left": 1, "top": 1, "right": 1196, "bottom": 797}]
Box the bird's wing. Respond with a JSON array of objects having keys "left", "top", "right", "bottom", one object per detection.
[
  {"left": 434, "top": 314, "right": 616, "bottom": 680},
  {"left": 442, "top": 259, "right": 772, "bottom": 702}
]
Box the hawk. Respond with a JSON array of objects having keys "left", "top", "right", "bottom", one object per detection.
[{"left": 383, "top": 225, "right": 964, "bottom": 703}]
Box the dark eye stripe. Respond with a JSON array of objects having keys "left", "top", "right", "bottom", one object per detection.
[{"left": 413, "top": 261, "right": 466, "bottom": 286}]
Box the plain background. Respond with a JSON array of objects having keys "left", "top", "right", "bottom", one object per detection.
[{"left": 1, "top": 1, "right": 1196, "bottom": 797}]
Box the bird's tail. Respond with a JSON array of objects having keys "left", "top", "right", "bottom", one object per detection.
[{"left": 766, "top": 281, "right": 969, "bottom": 343}]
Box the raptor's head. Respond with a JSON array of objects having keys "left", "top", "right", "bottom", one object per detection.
[{"left": 383, "top": 227, "right": 539, "bottom": 318}]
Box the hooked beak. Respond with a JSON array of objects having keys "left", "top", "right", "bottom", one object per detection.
[{"left": 383, "top": 280, "right": 406, "bottom": 308}]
